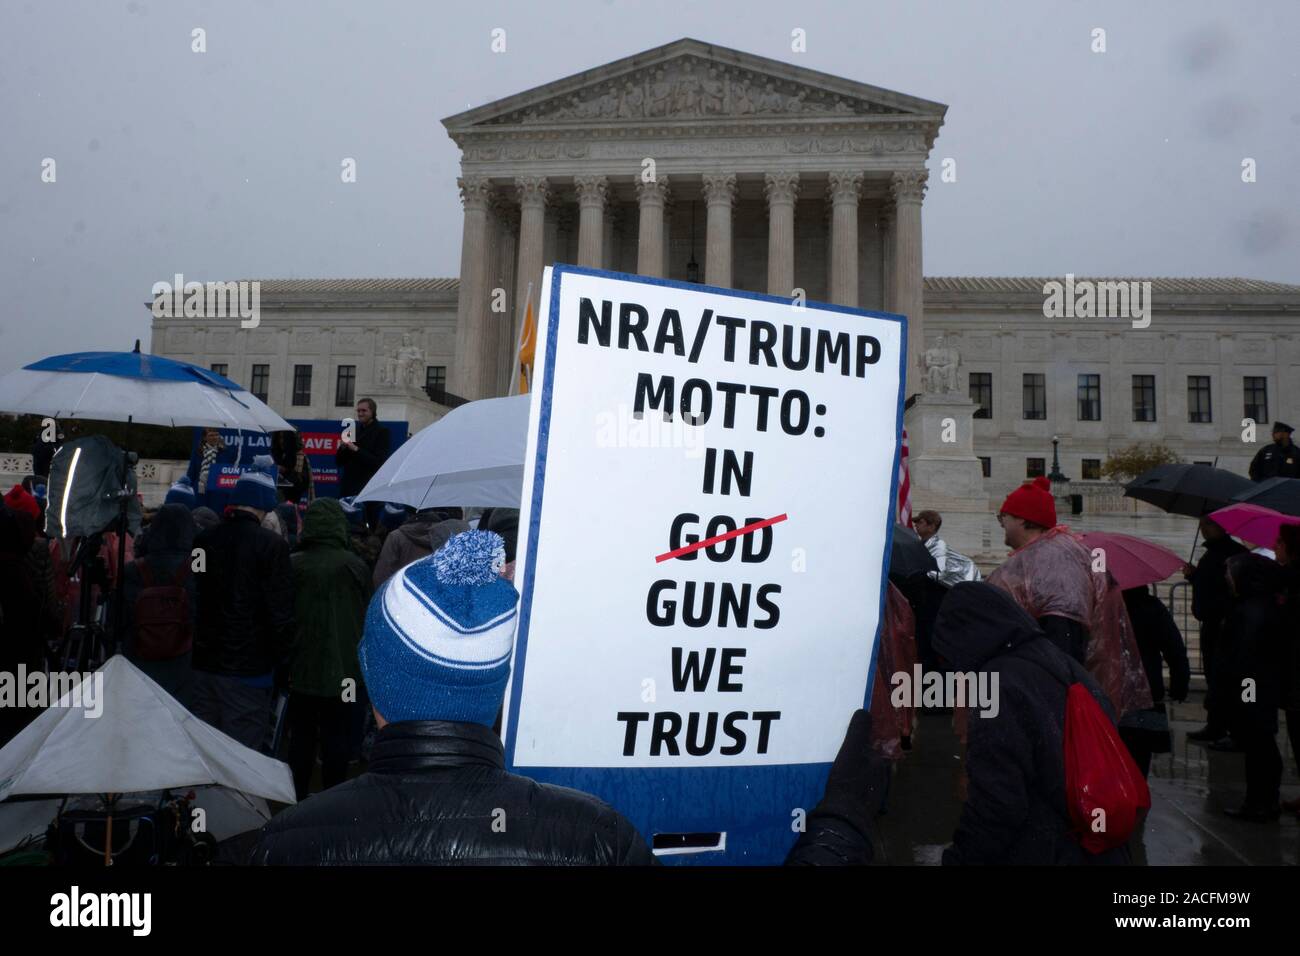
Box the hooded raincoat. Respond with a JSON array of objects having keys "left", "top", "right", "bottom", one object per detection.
[{"left": 290, "top": 499, "right": 372, "bottom": 698}]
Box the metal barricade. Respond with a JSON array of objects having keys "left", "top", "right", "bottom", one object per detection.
[{"left": 1163, "top": 580, "right": 1201, "bottom": 674}]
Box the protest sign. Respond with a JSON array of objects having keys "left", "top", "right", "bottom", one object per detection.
[
  {"left": 503, "top": 265, "right": 906, "bottom": 864},
  {"left": 186, "top": 419, "right": 406, "bottom": 502}
]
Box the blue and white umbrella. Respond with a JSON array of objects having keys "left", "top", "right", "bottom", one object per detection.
[{"left": 0, "top": 346, "right": 291, "bottom": 432}]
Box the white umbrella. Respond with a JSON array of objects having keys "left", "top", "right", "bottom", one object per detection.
[
  {"left": 356, "top": 393, "right": 530, "bottom": 509},
  {"left": 0, "top": 656, "right": 295, "bottom": 851},
  {"left": 0, "top": 346, "right": 291, "bottom": 431}
]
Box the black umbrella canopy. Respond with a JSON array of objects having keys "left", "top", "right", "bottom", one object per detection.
[
  {"left": 1231, "top": 476, "right": 1300, "bottom": 517},
  {"left": 1123, "top": 463, "right": 1254, "bottom": 518},
  {"left": 889, "top": 524, "right": 938, "bottom": 582}
]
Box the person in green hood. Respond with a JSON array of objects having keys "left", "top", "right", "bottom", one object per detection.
[{"left": 287, "top": 498, "right": 373, "bottom": 799}]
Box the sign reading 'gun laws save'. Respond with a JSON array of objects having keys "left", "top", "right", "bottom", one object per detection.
[{"left": 505, "top": 265, "right": 905, "bottom": 860}]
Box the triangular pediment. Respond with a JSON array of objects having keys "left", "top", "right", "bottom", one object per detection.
[{"left": 443, "top": 38, "right": 946, "bottom": 131}]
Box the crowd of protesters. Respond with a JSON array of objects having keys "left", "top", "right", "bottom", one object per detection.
[{"left": 1, "top": 407, "right": 1298, "bottom": 866}]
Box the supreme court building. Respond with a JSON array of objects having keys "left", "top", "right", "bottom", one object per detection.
[
  {"left": 440, "top": 38, "right": 939, "bottom": 401},
  {"left": 151, "top": 38, "right": 1300, "bottom": 499}
]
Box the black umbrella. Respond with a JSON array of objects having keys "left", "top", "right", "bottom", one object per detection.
[
  {"left": 1231, "top": 476, "right": 1300, "bottom": 517},
  {"left": 889, "top": 524, "right": 938, "bottom": 582},
  {"left": 1123, "top": 463, "right": 1254, "bottom": 518}
]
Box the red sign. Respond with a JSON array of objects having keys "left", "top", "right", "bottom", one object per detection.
[{"left": 300, "top": 432, "right": 341, "bottom": 454}]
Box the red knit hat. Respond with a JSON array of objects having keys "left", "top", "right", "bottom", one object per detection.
[
  {"left": 4, "top": 484, "right": 40, "bottom": 521},
  {"left": 999, "top": 476, "right": 1056, "bottom": 529}
]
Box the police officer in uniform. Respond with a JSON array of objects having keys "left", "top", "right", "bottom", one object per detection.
[{"left": 1249, "top": 421, "right": 1300, "bottom": 481}]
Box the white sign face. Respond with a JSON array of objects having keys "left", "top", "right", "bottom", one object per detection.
[{"left": 506, "top": 266, "right": 904, "bottom": 770}]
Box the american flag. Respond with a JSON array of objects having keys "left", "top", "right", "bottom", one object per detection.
[{"left": 897, "top": 427, "right": 913, "bottom": 528}]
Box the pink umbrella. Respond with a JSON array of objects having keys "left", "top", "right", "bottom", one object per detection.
[
  {"left": 1076, "top": 532, "right": 1188, "bottom": 590},
  {"left": 1208, "top": 503, "right": 1300, "bottom": 549}
]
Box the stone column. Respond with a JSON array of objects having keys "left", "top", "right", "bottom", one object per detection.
[
  {"left": 450, "top": 175, "right": 494, "bottom": 402},
  {"left": 764, "top": 171, "right": 799, "bottom": 297},
  {"left": 482, "top": 199, "right": 502, "bottom": 398},
  {"left": 702, "top": 173, "right": 737, "bottom": 287},
  {"left": 574, "top": 175, "right": 608, "bottom": 268},
  {"left": 878, "top": 202, "right": 895, "bottom": 312},
  {"left": 491, "top": 196, "right": 519, "bottom": 397},
  {"left": 891, "top": 169, "right": 928, "bottom": 396},
  {"left": 514, "top": 175, "right": 548, "bottom": 336},
  {"left": 636, "top": 176, "right": 670, "bottom": 278},
  {"left": 827, "top": 171, "right": 863, "bottom": 307}
]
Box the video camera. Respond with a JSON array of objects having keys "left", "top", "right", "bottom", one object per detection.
[
  {"left": 44, "top": 434, "right": 142, "bottom": 541},
  {"left": 43, "top": 435, "right": 143, "bottom": 670}
]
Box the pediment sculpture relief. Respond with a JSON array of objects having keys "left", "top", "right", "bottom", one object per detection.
[{"left": 484, "top": 56, "right": 905, "bottom": 125}]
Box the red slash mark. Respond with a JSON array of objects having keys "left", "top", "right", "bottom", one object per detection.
[{"left": 655, "top": 513, "right": 788, "bottom": 563}]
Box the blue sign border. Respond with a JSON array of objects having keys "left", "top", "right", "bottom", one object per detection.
[{"left": 505, "top": 263, "right": 908, "bottom": 865}]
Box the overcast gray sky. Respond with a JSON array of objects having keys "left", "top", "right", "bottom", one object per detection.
[{"left": 1, "top": 0, "right": 1296, "bottom": 373}]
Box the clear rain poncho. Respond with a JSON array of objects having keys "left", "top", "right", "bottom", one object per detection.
[
  {"left": 869, "top": 582, "right": 919, "bottom": 758},
  {"left": 987, "top": 526, "right": 1152, "bottom": 718}
]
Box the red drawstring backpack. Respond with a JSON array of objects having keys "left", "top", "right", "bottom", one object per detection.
[{"left": 1063, "top": 683, "right": 1151, "bottom": 852}]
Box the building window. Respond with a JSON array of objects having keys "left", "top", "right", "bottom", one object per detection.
[
  {"left": 425, "top": 365, "right": 447, "bottom": 402},
  {"left": 1022, "top": 373, "right": 1046, "bottom": 420},
  {"left": 978, "top": 456, "right": 991, "bottom": 478},
  {"left": 1188, "top": 375, "right": 1212, "bottom": 423},
  {"left": 1244, "top": 376, "right": 1268, "bottom": 425},
  {"left": 292, "top": 364, "right": 312, "bottom": 407},
  {"left": 1027, "top": 458, "right": 1046, "bottom": 478},
  {"left": 969, "top": 372, "right": 992, "bottom": 420},
  {"left": 1077, "top": 374, "right": 1101, "bottom": 421},
  {"left": 1081, "top": 458, "right": 1101, "bottom": 480},
  {"left": 335, "top": 365, "right": 356, "bottom": 407},
  {"left": 250, "top": 364, "right": 269, "bottom": 403},
  {"left": 1131, "top": 374, "right": 1156, "bottom": 422},
  {"left": 210, "top": 363, "right": 228, "bottom": 377}
]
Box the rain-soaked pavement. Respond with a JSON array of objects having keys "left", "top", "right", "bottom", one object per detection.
[{"left": 876, "top": 691, "right": 1300, "bottom": 866}]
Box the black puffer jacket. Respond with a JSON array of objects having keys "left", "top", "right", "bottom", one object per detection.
[
  {"left": 250, "top": 721, "right": 655, "bottom": 865},
  {"left": 935, "top": 582, "right": 1128, "bottom": 866},
  {"left": 192, "top": 509, "right": 295, "bottom": 677}
]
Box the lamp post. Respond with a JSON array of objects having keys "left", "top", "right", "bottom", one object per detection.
[
  {"left": 1048, "top": 435, "right": 1070, "bottom": 511},
  {"left": 1048, "top": 435, "right": 1067, "bottom": 482}
]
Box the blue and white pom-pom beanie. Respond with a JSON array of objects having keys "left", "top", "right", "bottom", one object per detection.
[
  {"left": 230, "top": 454, "right": 279, "bottom": 512},
  {"left": 359, "top": 529, "right": 519, "bottom": 726},
  {"left": 338, "top": 495, "right": 365, "bottom": 529},
  {"left": 164, "top": 474, "right": 197, "bottom": 508}
]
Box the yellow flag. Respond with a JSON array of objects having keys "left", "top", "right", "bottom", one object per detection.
[{"left": 517, "top": 299, "right": 537, "bottom": 394}]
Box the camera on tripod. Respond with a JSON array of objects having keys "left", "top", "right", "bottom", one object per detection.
[{"left": 44, "top": 435, "right": 143, "bottom": 671}]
